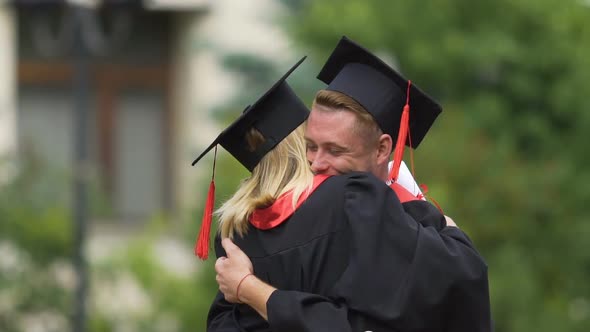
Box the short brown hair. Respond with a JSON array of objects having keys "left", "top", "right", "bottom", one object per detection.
[{"left": 312, "top": 89, "right": 382, "bottom": 144}]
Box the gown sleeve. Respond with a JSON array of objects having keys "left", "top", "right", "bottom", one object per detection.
[
  {"left": 266, "top": 290, "right": 352, "bottom": 332},
  {"left": 266, "top": 173, "right": 492, "bottom": 332},
  {"left": 330, "top": 173, "right": 492, "bottom": 332},
  {"left": 206, "top": 236, "right": 241, "bottom": 332},
  {"left": 207, "top": 290, "right": 240, "bottom": 332}
]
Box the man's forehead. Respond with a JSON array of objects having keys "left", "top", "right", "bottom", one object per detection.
[
  {"left": 304, "top": 126, "right": 353, "bottom": 149},
  {"left": 304, "top": 135, "right": 343, "bottom": 144},
  {"left": 310, "top": 103, "right": 352, "bottom": 115},
  {"left": 309, "top": 106, "right": 358, "bottom": 125}
]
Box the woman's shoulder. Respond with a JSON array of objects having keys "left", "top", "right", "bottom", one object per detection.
[
  {"left": 319, "top": 171, "right": 385, "bottom": 188},
  {"left": 305, "top": 172, "right": 390, "bottom": 209},
  {"left": 318, "top": 172, "right": 388, "bottom": 195}
]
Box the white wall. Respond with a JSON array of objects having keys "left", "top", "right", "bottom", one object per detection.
[
  {"left": 173, "top": 0, "right": 295, "bottom": 211},
  {"left": 0, "top": 4, "right": 17, "bottom": 184}
]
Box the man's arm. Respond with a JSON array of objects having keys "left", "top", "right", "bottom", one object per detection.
[
  {"left": 215, "top": 222, "right": 488, "bottom": 332},
  {"left": 328, "top": 173, "right": 491, "bottom": 331},
  {"left": 206, "top": 291, "right": 238, "bottom": 331}
]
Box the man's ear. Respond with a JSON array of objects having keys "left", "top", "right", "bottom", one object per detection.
[{"left": 376, "top": 134, "right": 393, "bottom": 164}]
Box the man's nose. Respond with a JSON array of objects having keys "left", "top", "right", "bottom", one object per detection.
[{"left": 310, "top": 154, "right": 329, "bottom": 174}]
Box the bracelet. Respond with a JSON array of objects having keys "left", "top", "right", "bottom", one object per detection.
[{"left": 236, "top": 273, "right": 253, "bottom": 303}]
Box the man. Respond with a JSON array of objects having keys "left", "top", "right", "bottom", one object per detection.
[{"left": 210, "top": 37, "right": 491, "bottom": 331}]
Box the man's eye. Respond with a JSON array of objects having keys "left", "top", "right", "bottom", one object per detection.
[{"left": 328, "top": 148, "right": 343, "bottom": 155}]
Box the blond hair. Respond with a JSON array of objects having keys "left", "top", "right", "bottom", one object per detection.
[
  {"left": 215, "top": 125, "right": 314, "bottom": 239},
  {"left": 312, "top": 89, "right": 383, "bottom": 143}
]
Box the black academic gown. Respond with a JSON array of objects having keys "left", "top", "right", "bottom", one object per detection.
[{"left": 207, "top": 172, "right": 492, "bottom": 332}]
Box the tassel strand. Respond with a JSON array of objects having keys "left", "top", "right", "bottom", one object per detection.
[{"left": 195, "top": 146, "right": 218, "bottom": 260}]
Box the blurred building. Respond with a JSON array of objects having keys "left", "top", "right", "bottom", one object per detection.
[{"left": 0, "top": 0, "right": 294, "bottom": 223}]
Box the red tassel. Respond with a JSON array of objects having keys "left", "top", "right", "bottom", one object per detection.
[
  {"left": 389, "top": 81, "right": 412, "bottom": 182},
  {"left": 195, "top": 180, "right": 215, "bottom": 259},
  {"left": 419, "top": 184, "right": 444, "bottom": 214},
  {"left": 195, "top": 146, "right": 217, "bottom": 260}
]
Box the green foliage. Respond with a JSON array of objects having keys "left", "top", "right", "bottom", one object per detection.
[
  {"left": 222, "top": 53, "right": 278, "bottom": 89},
  {"left": 94, "top": 233, "right": 215, "bottom": 331},
  {"left": 0, "top": 161, "right": 73, "bottom": 265},
  {"left": 0, "top": 240, "right": 72, "bottom": 332},
  {"left": 0, "top": 156, "right": 219, "bottom": 331},
  {"left": 0, "top": 153, "right": 112, "bottom": 265},
  {"left": 286, "top": 0, "right": 590, "bottom": 330}
]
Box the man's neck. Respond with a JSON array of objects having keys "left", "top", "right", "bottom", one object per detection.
[{"left": 374, "top": 163, "right": 389, "bottom": 182}]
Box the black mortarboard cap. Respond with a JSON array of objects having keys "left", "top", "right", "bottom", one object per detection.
[
  {"left": 317, "top": 36, "right": 442, "bottom": 148},
  {"left": 191, "top": 56, "right": 309, "bottom": 171}
]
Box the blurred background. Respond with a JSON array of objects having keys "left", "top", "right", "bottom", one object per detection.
[{"left": 1, "top": 0, "right": 589, "bottom": 331}]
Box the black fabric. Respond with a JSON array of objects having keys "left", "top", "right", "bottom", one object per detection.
[
  {"left": 207, "top": 173, "right": 492, "bottom": 332},
  {"left": 192, "top": 57, "right": 309, "bottom": 171},
  {"left": 317, "top": 36, "right": 442, "bottom": 148}
]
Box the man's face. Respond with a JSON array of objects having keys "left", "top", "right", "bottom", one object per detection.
[{"left": 304, "top": 106, "right": 379, "bottom": 176}]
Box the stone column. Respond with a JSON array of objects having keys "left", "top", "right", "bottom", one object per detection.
[
  {"left": 0, "top": 4, "right": 17, "bottom": 184},
  {"left": 171, "top": 10, "right": 231, "bottom": 214}
]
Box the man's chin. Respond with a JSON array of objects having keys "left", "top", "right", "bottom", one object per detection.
[{"left": 313, "top": 170, "right": 342, "bottom": 176}]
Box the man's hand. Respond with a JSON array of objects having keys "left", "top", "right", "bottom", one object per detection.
[{"left": 215, "top": 238, "right": 254, "bottom": 303}]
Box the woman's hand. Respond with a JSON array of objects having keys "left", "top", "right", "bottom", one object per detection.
[{"left": 215, "top": 238, "right": 254, "bottom": 303}]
